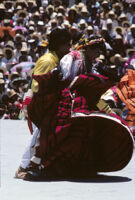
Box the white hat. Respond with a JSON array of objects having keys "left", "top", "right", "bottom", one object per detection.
[
  {"left": 87, "top": 26, "right": 93, "bottom": 30},
  {"left": 106, "top": 19, "right": 113, "bottom": 24},
  {"left": 37, "top": 21, "right": 44, "bottom": 26},
  {"left": 130, "top": 24, "right": 135, "bottom": 30}
]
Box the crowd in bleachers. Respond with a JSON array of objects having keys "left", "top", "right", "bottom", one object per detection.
[{"left": 0, "top": 0, "right": 135, "bottom": 120}]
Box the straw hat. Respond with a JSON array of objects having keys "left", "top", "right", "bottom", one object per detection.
[
  {"left": 30, "top": 32, "right": 41, "bottom": 41},
  {"left": 6, "top": 40, "right": 14, "bottom": 49},
  {"left": 12, "top": 77, "right": 28, "bottom": 86},
  {"left": 126, "top": 48, "right": 135, "bottom": 57},
  {"left": 14, "top": 33, "right": 25, "bottom": 42},
  {"left": 114, "top": 34, "right": 123, "bottom": 40},
  {"left": 106, "top": 18, "right": 113, "bottom": 25},
  {"left": 130, "top": 24, "right": 135, "bottom": 31},
  {"left": 51, "top": 0, "right": 62, "bottom": 5},
  {"left": 81, "top": 6, "right": 89, "bottom": 15},
  {"left": 3, "top": 47, "right": 14, "bottom": 57},
  {"left": 0, "top": 79, "right": 5, "bottom": 84},
  {"left": 97, "top": 54, "right": 105, "bottom": 61},
  {"left": 9, "top": 72, "right": 21, "bottom": 81},
  {"left": 122, "top": 20, "right": 131, "bottom": 28},
  {"left": 113, "top": 2, "right": 122, "bottom": 9},
  {"left": 0, "top": 3, "right": 5, "bottom": 9},
  {"left": 46, "top": 4, "right": 54, "bottom": 12},
  {"left": 118, "top": 13, "right": 128, "bottom": 21},
  {"left": 8, "top": 89, "right": 18, "bottom": 98},
  {"left": 17, "top": 10, "right": 28, "bottom": 18},
  {"left": 102, "top": 1, "right": 108, "bottom": 5},
  {"left": 114, "top": 26, "right": 124, "bottom": 34},
  {"left": 20, "top": 42, "right": 28, "bottom": 52},
  {"left": 62, "top": 20, "right": 71, "bottom": 28},
  {"left": 69, "top": 6, "right": 77, "bottom": 13},
  {"left": 78, "top": 19, "right": 87, "bottom": 28},
  {"left": 56, "top": 5, "right": 65, "bottom": 13},
  {"left": 0, "top": 67, "right": 7, "bottom": 74},
  {"left": 110, "top": 54, "right": 127, "bottom": 63},
  {"left": 106, "top": 10, "right": 116, "bottom": 19},
  {"left": 87, "top": 25, "right": 94, "bottom": 31}
]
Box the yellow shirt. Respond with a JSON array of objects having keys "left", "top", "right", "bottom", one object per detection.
[{"left": 31, "top": 51, "right": 59, "bottom": 93}]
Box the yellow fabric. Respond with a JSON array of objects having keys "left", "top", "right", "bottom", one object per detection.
[
  {"left": 31, "top": 51, "right": 59, "bottom": 93},
  {"left": 97, "top": 99, "right": 114, "bottom": 114}
]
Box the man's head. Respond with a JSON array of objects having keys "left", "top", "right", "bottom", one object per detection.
[
  {"left": 48, "top": 28, "right": 71, "bottom": 59},
  {"left": 75, "top": 35, "right": 106, "bottom": 61}
]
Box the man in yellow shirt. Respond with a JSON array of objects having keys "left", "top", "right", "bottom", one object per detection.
[
  {"left": 32, "top": 28, "right": 71, "bottom": 93},
  {"left": 15, "top": 28, "right": 72, "bottom": 179}
]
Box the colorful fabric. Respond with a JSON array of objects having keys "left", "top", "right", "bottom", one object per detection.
[
  {"left": 73, "top": 35, "right": 104, "bottom": 50},
  {"left": 28, "top": 72, "right": 127, "bottom": 173},
  {"left": 116, "top": 69, "right": 135, "bottom": 126}
]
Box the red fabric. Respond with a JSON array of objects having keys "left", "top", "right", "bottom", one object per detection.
[{"left": 28, "top": 73, "right": 124, "bottom": 172}]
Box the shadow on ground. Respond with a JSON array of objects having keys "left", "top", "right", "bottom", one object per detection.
[{"left": 23, "top": 174, "right": 131, "bottom": 183}]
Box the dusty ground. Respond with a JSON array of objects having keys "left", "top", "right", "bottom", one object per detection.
[{"left": 0, "top": 119, "right": 135, "bottom": 200}]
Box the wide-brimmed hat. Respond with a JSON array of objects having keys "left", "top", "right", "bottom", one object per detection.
[
  {"left": 0, "top": 48, "right": 3, "bottom": 56},
  {"left": 126, "top": 48, "right": 135, "bottom": 57},
  {"left": 12, "top": 77, "right": 28, "bottom": 86},
  {"left": 102, "top": 1, "right": 108, "bottom": 5},
  {"left": 56, "top": 5, "right": 65, "bottom": 13},
  {"left": 114, "top": 34, "right": 123, "bottom": 40},
  {"left": 5, "top": 40, "right": 14, "bottom": 49},
  {"left": 106, "top": 10, "right": 117, "bottom": 19},
  {"left": 32, "top": 11, "right": 40, "bottom": 18},
  {"left": 30, "top": 32, "right": 41, "bottom": 41},
  {"left": 17, "top": 10, "right": 28, "bottom": 18},
  {"left": 0, "top": 72, "right": 4, "bottom": 79},
  {"left": 20, "top": 42, "right": 28, "bottom": 52},
  {"left": 78, "top": 19, "right": 87, "bottom": 28},
  {"left": 57, "top": 13, "right": 64, "bottom": 18},
  {"left": 106, "top": 18, "right": 113, "bottom": 25},
  {"left": 51, "top": 0, "right": 62, "bottom": 5},
  {"left": 3, "top": 47, "right": 14, "bottom": 57},
  {"left": 87, "top": 25, "right": 93, "bottom": 30},
  {"left": 110, "top": 54, "right": 127, "bottom": 63},
  {"left": 62, "top": 20, "right": 71, "bottom": 28},
  {"left": 97, "top": 54, "right": 105, "bottom": 61},
  {"left": 0, "top": 67, "right": 7, "bottom": 74},
  {"left": 8, "top": 89, "right": 18, "bottom": 98},
  {"left": 69, "top": 6, "right": 77, "bottom": 13},
  {"left": 80, "top": 6, "right": 89, "bottom": 14},
  {"left": 130, "top": 24, "right": 135, "bottom": 31},
  {"left": 16, "top": 5, "right": 22, "bottom": 10},
  {"left": 0, "top": 3, "right": 5, "bottom": 9},
  {"left": 46, "top": 4, "right": 54, "bottom": 12},
  {"left": 118, "top": 13, "right": 128, "bottom": 21},
  {"left": 14, "top": 33, "right": 25, "bottom": 42},
  {"left": 114, "top": 26, "right": 124, "bottom": 34},
  {"left": 0, "top": 79, "right": 5, "bottom": 84},
  {"left": 27, "top": 0, "right": 36, "bottom": 5},
  {"left": 9, "top": 72, "right": 21, "bottom": 81},
  {"left": 113, "top": 2, "right": 123, "bottom": 9},
  {"left": 122, "top": 20, "right": 131, "bottom": 28}
]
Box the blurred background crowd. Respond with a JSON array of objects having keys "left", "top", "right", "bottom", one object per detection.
[{"left": 0, "top": 0, "right": 135, "bottom": 120}]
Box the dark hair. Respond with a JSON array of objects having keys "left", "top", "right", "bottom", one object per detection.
[{"left": 48, "top": 28, "right": 71, "bottom": 51}]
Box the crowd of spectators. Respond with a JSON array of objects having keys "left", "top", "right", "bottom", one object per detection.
[{"left": 0, "top": 0, "right": 135, "bottom": 120}]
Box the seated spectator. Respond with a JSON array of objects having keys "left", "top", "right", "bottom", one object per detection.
[
  {"left": 8, "top": 104, "right": 20, "bottom": 120},
  {"left": 0, "top": 104, "right": 7, "bottom": 119}
]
